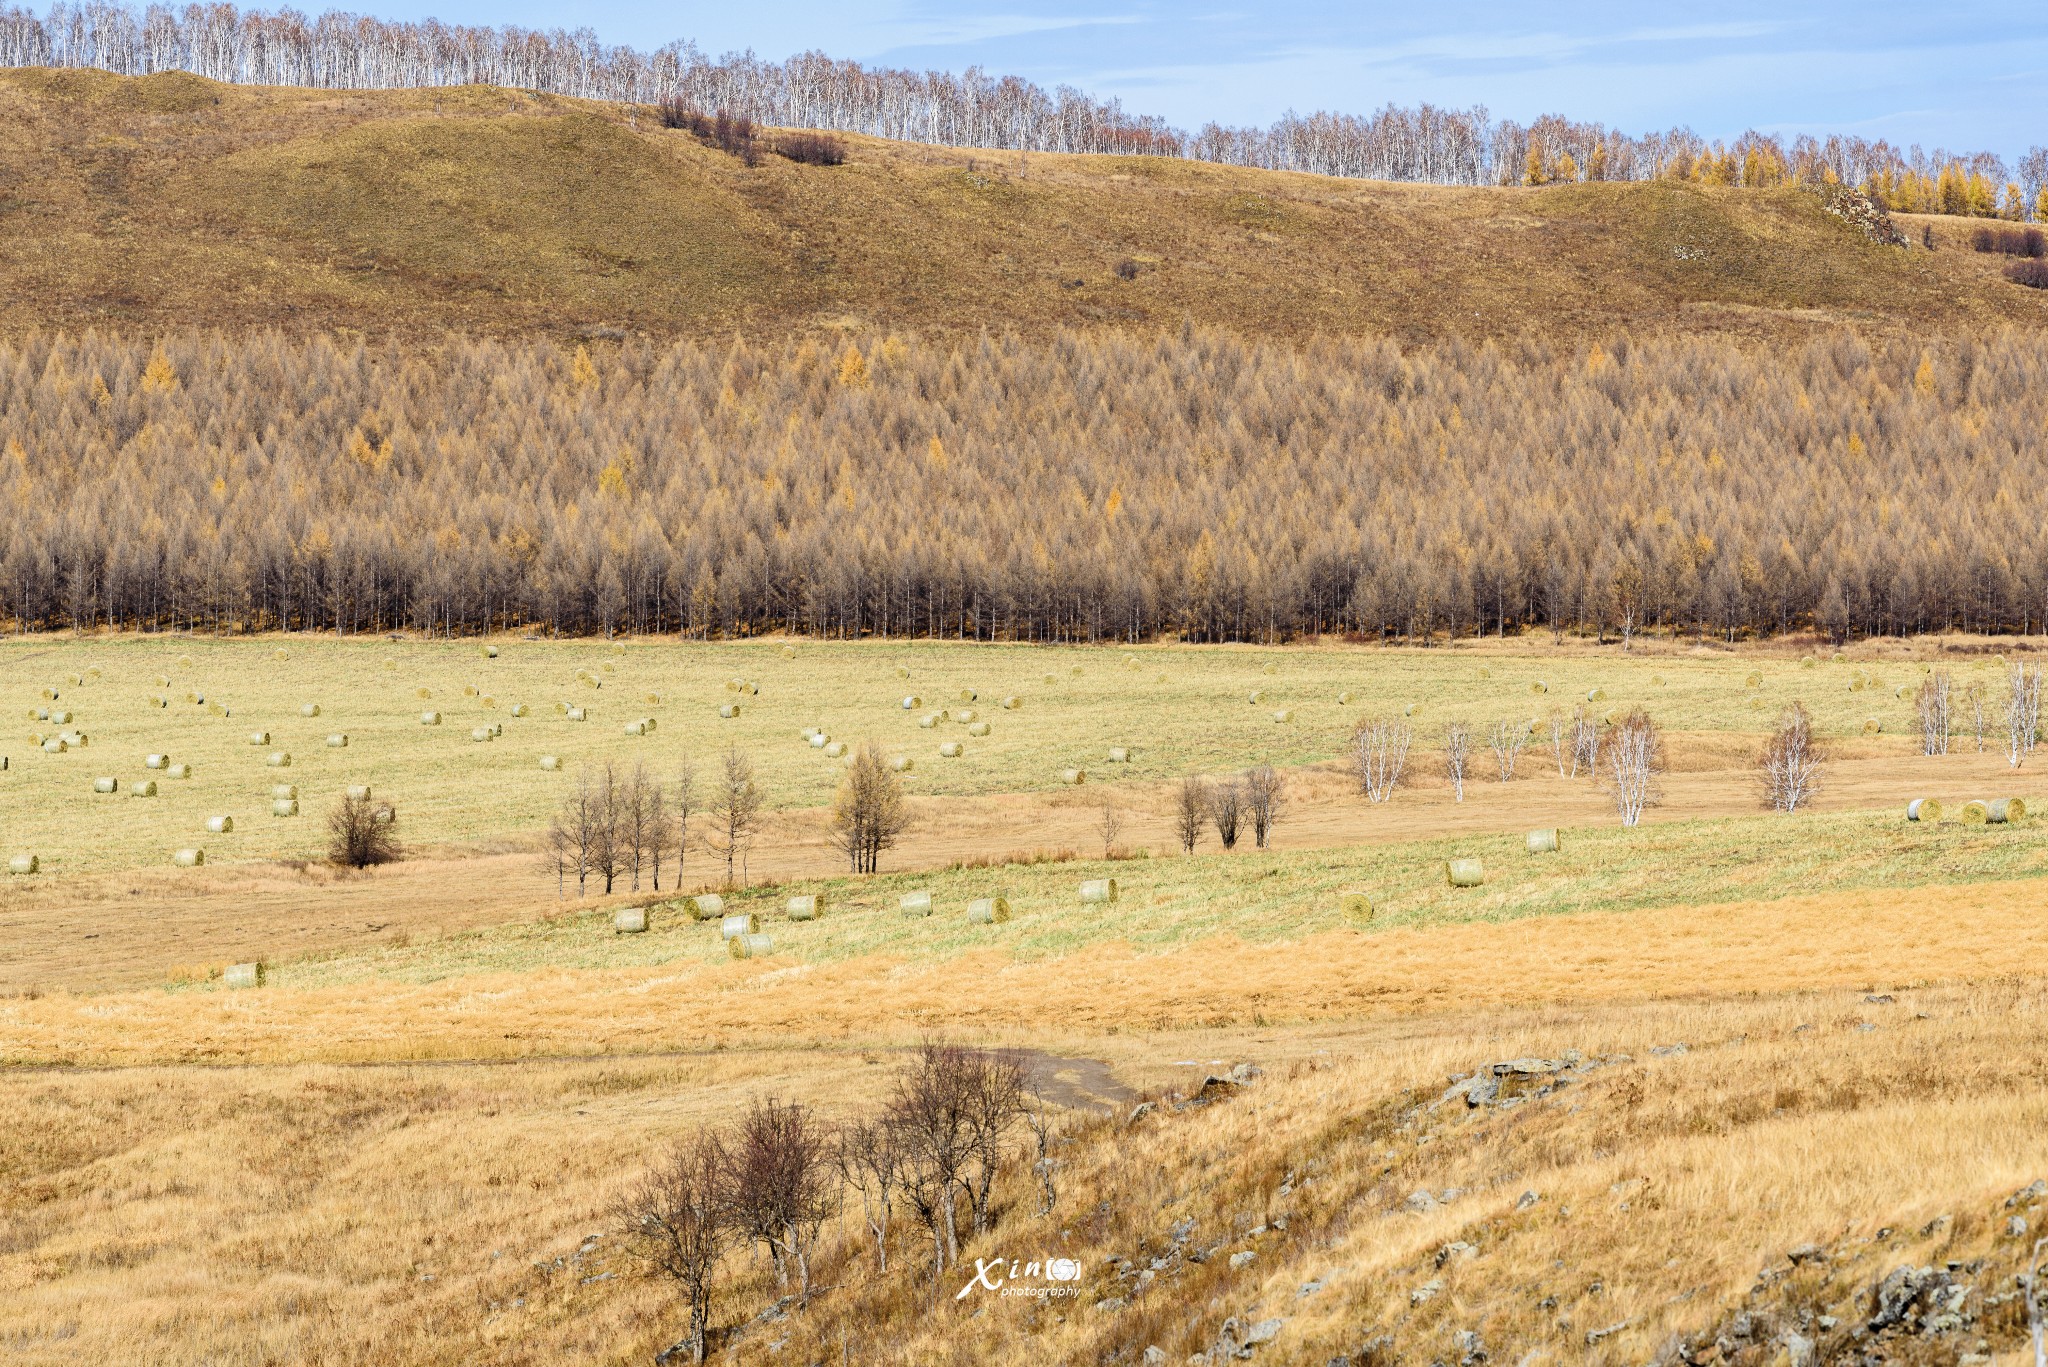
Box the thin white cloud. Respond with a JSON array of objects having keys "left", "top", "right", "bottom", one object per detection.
[{"left": 874, "top": 12, "right": 1144, "bottom": 51}]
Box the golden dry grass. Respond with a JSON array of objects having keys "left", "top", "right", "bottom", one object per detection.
[{"left": 2, "top": 68, "right": 2045, "bottom": 344}]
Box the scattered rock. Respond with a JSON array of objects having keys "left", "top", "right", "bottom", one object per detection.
[
  {"left": 1245, "top": 1318, "right": 1284, "bottom": 1347},
  {"left": 1436, "top": 1241, "right": 1476, "bottom": 1267},
  {"left": 1229, "top": 1251, "right": 1257, "bottom": 1271},
  {"left": 1454, "top": 1327, "right": 1486, "bottom": 1365},
  {"left": 1781, "top": 1331, "right": 1815, "bottom": 1367},
  {"left": 1144, "top": 1348, "right": 1167, "bottom": 1366},
  {"left": 1816, "top": 183, "right": 1909, "bottom": 248},
  {"left": 1412, "top": 1278, "right": 1443, "bottom": 1305},
  {"left": 1864, "top": 993, "right": 1895, "bottom": 1004},
  {"left": 1403, "top": 1189, "right": 1440, "bottom": 1214},
  {"left": 1515, "top": 1190, "right": 1541, "bottom": 1210},
  {"left": 1649, "top": 1043, "right": 1688, "bottom": 1057},
  {"left": 1128, "top": 1102, "right": 1156, "bottom": 1123},
  {"left": 1095, "top": 1296, "right": 1127, "bottom": 1313},
  {"left": 1585, "top": 1319, "right": 1630, "bottom": 1345},
  {"left": 1787, "top": 1243, "right": 1826, "bottom": 1265},
  {"left": 1189, "top": 1076, "right": 1239, "bottom": 1106},
  {"left": 1230, "top": 1062, "right": 1264, "bottom": 1085},
  {"left": 2006, "top": 1179, "right": 2046, "bottom": 1207},
  {"left": 2006, "top": 1216, "right": 2029, "bottom": 1238},
  {"left": 1297, "top": 1279, "right": 1324, "bottom": 1297}
]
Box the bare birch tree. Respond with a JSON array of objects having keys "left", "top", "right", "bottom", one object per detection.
[
  {"left": 1350, "top": 716, "right": 1411, "bottom": 803},
  {"left": 1603, "top": 709, "right": 1664, "bottom": 827},
  {"left": 1443, "top": 720, "right": 1471, "bottom": 800},
  {"left": 1760, "top": 703, "right": 1825, "bottom": 812},
  {"left": 1916, "top": 671, "right": 1953, "bottom": 756},
  {"left": 2007, "top": 661, "right": 2044, "bottom": 768},
  {"left": 615, "top": 1131, "right": 732, "bottom": 1367},
  {"left": 1488, "top": 717, "right": 1528, "bottom": 781},
  {"left": 709, "top": 745, "right": 761, "bottom": 887}
]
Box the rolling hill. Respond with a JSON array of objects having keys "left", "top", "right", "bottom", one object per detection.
[{"left": 2, "top": 66, "right": 2045, "bottom": 343}]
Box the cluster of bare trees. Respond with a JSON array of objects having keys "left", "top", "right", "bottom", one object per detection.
[
  {"left": 1174, "top": 767, "right": 1285, "bottom": 852},
  {"left": 619, "top": 1044, "right": 1038, "bottom": 1363},
  {"left": 1761, "top": 704, "right": 1825, "bottom": 813},
  {"left": 3, "top": 3, "right": 2040, "bottom": 208},
  {"left": 545, "top": 758, "right": 705, "bottom": 894},
  {"left": 13, "top": 330, "right": 2048, "bottom": 644},
  {"left": 828, "top": 743, "right": 911, "bottom": 873}
]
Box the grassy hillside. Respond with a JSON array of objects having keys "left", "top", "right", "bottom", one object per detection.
[{"left": 2, "top": 67, "right": 2044, "bottom": 343}]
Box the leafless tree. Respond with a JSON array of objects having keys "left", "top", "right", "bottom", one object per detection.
[
  {"left": 1917, "top": 670, "right": 1953, "bottom": 756},
  {"left": 709, "top": 746, "right": 762, "bottom": 887},
  {"left": 1574, "top": 709, "right": 1600, "bottom": 775},
  {"left": 327, "top": 792, "right": 399, "bottom": 867},
  {"left": 1096, "top": 795, "right": 1123, "bottom": 859},
  {"left": 1967, "top": 680, "right": 1988, "bottom": 752},
  {"left": 670, "top": 760, "right": 697, "bottom": 884},
  {"left": 1350, "top": 716, "right": 1411, "bottom": 803},
  {"left": 1174, "top": 776, "right": 1208, "bottom": 853},
  {"left": 615, "top": 1130, "right": 732, "bottom": 1367},
  {"left": 885, "top": 1042, "right": 976, "bottom": 1279},
  {"left": 1023, "top": 1077, "right": 1060, "bottom": 1217},
  {"left": 1549, "top": 704, "right": 1595, "bottom": 778},
  {"left": 1443, "top": 720, "right": 1472, "bottom": 800},
  {"left": 726, "top": 1098, "right": 837, "bottom": 1305},
  {"left": 2006, "top": 661, "right": 2044, "bottom": 768},
  {"left": 584, "top": 762, "right": 625, "bottom": 894},
  {"left": 836, "top": 1118, "right": 902, "bottom": 1274},
  {"left": 1760, "top": 703, "right": 1825, "bottom": 812},
  {"left": 622, "top": 762, "right": 658, "bottom": 890},
  {"left": 1488, "top": 717, "right": 1528, "bottom": 781},
  {"left": 1603, "top": 708, "right": 1665, "bottom": 826},
  {"left": 829, "top": 743, "right": 911, "bottom": 873},
  {"left": 1209, "top": 778, "right": 1245, "bottom": 848},
  {"left": 960, "top": 1049, "right": 1028, "bottom": 1237},
  {"left": 1242, "top": 764, "right": 1285, "bottom": 847},
  {"left": 548, "top": 770, "right": 601, "bottom": 897}
]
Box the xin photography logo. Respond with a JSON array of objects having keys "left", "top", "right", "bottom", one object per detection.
[{"left": 954, "top": 1255, "right": 1084, "bottom": 1300}]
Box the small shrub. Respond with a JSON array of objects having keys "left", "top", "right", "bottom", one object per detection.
[
  {"left": 328, "top": 793, "right": 401, "bottom": 868},
  {"left": 1973, "top": 225, "right": 2047, "bottom": 258},
  {"left": 776, "top": 131, "right": 847, "bottom": 166},
  {"left": 2005, "top": 259, "right": 2048, "bottom": 289},
  {"left": 654, "top": 97, "right": 705, "bottom": 133},
  {"left": 1113, "top": 258, "right": 1140, "bottom": 281},
  {"left": 711, "top": 110, "right": 759, "bottom": 166}
]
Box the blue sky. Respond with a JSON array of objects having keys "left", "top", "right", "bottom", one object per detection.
[{"left": 365, "top": 1, "right": 2048, "bottom": 155}]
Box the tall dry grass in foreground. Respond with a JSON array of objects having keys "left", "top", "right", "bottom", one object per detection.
[{"left": 4, "top": 980, "right": 2045, "bottom": 1364}]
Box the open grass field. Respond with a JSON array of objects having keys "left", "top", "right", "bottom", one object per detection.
[
  {"left": 3, "top": 67, "right": 2047, "bottom": 345},
  {"left": 6, "top": 633, "right": 2048, "bottom": 1364}
]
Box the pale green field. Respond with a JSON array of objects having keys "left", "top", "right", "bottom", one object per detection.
[
  {"left": 0, "top": 633, "right": 1988, "bottom": 875},
  {"left": 259, "top": 806, "right": 2047, "bottom": 992}
]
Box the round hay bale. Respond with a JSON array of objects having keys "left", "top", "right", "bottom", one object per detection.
[
  {"left": 1043, "top": 673, "right": 1058, "bottom": 685},
  {"left": 1651, "top": 674, "right": 1666, "bottom": 686},
  {"left": 809, "top": 733, "right": 828, "bottom": 748},
  {"left": 824, "top": 740, "right": 847, "bottom": 758},
  {"left": 511, "top": 703, "right": 529, "bottom": 718},
  {"left": 1478, "top": 666, "right": 1492, "bottom": 679},
  {"left": 346, "top": 785, "right": 372, "bottom": 802},
  {"left": 272, "top": 798, "right": 299, "bottom": 817},
  {"left": 482, "top": 644, "right": 500, "bottom": 659},
  {"left": 266, "top": 752, "right": 291, "bottom": 767},
  {"left": 901, "top": 695, "right": 922, "bottom": 710},
  {"left": 1079, "top": 878, "right": 1117, "bottom": 904},
  {"left": 481, "top": 695, "right": 497, "bottom": 709},
  {"left": 1586, "top": 688, "right": 1605, "bottom": 702},
  {"left": 782, "top": 644, "right": 797, "bottom": 659},
  {"left": 271, "top": 785, "right": 297, "bottom": 800},
  {"left": 896, "top": 664, "right": 911, "bottom": 678},
  {"left": 968, "top": 896, "right": 1011, "bottom": 924},
  {"left": 1337, "top": 690, "right": 1353, "bottom": 704},
  {"left": 940, "top": 741, "right": 963, "bottom": 758},
  {"left": 248, "top": 731, "right": 270, "bottom": 745},
  {"left": 786, "top": 894, "right": 822, "bottom": 921},
  {"left": 7, "top": 854, "right": 38, "bottom": 875},
  {"left": 1749, "top": 697, "right": 1766, "bottom": 710},
  {"left": 145, "top": 753, "right": 168, "bottom": 769},
  {"left": 955, "top": 709, "right": 978, "bottom": 723},
  {"left": 1906, "top": 798, "right": 1942, "bottom": 823},
  {"left": 539, "top": 755, "right": 561, "bottom": 771},
  {"left": 92, "top": 776, "right": 118, "bottom": 793},
  {"left": 463, "top": 685, "right": 479, "bottom": 698},
  {"left": 918, "top": 713, "right": 941, "bottom": 729},
  {"left": 326, "top": 734, "right": 348, "bottom": 748},
  {"left": 1744, "top": 672, "right": 1762, "bottom": 689},
  {"left": 491, "top": 723, "right": 504, "bottom": 737},
  {"left": 958, "top": 688, "right": 978, "bottom": 702},
  {"left": 1002, "top": 696, "right": 1021, "bottom": 710},
  {"left": 1525, "top": 828, "right": 1559, "bottom": 854},
  {"left": 1272, "top": 709, "right": 1293, "bottom": 724},
  {"left": 47, "top": 709, "right": 71, "bottom": 725},
  {"left": 891, "top": 755, "right": 914, "bottom": 773},
  {"left": 416, "top": 687, "right": 433, "bottom": 699},
  {"left": 1862, "top": 717, "right": 1882, "bottom": 734},
  {"left": 300, "top": 703, "right": 320, "bottom": 717},
  {"left": 728, "top": 932, "right": 774, "bottom": 960},
  {"left": 1339, "top": 891, "right": 1373, "bottom": 924},
  {"left": 273, "top": 648, "right": 288, "bottom": 662},
  {"left": 1071, "top": 665, "right": 1083, "bottom": 676},
  {"left": 1445, "top": 858, "right": 1484, "bottom": 888},
  {"left": 130, "top": 779, "right": 158, "bottom": 797},
  {"left": 1831, "top": 651, "right": 1845, "bottom": 662},
  {"left": 1061, "top": 767, "right": 1085, "bottom": 784},
  {"left": 383, "top": 659, "right": 397, "bottom": 671},
  {"left": 741, "top": 682, "right": 758, "bottom": 696},
  {"left": 1801, "top": 655, "right": 1816, "bottom": 668},
  {"left": 173, "top": 848, "right": 204, "bottom": 867},
  {"left": 565, "top": 707, "right": 586, "bottom": 722},
  {"left": 41, "top": 737, "right": 67, "bottom": 753},
  {"left": 205, "top": 815, "right": 234, "bottom": 834},
  {"left": 1108, "top": 747, "right": 1130, "bottom": 763},
  {"left": 88, "top": 665, "right": 103, "bottom": 678},
  {"left": 471, "top": 727, "right": 494, "bottom": 743},
  {"left": 1530, "top": 681, "right": 1548, "bottom": 695},
  {"left": 614, "top": 906, "right": 648, "bottom": 934},
  {"left": 151, "top": 676, "right": 168, "bottom": 689},
  {"left": 719, "top": 911, "right": 759, "bottom": 939},
  {"left": 967, "top": 721, "right": 991, "bottom": 737},
  {"left": 1894, "top": 685, "right": 1913, "bottom": 700},
  {"left": 1990, "top": 798, "right": 2026, "bottom": 824},
  {"left": 1403, "top": 704, "right": 1420, "bottom": 717},
  {"left": 224, "top": 962, "right": 262, "bottom": 988},
  {"left": 900, "top": 891, "right": 933, "bottom": 917},
  {"left": 166, "top": 763, "right": 191, "bottom": 779},
  {"left": 688, "top": 894, "right": 726, "bottom": 921},
  {"left": 1849, "top": 677, "right": 1865, "bottom": 693},
  {"left": 1248, "top": 689, "right": 1265, "bottom": 704},
  {"left": 625, "top": 720, "right": 648, "bottom": 736},
  {"left": 1959, "top": 800, "right": 1990, "bottom": 825},
  {"left": 185, "top": 691, "right": 200, "bottom": 705}
]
